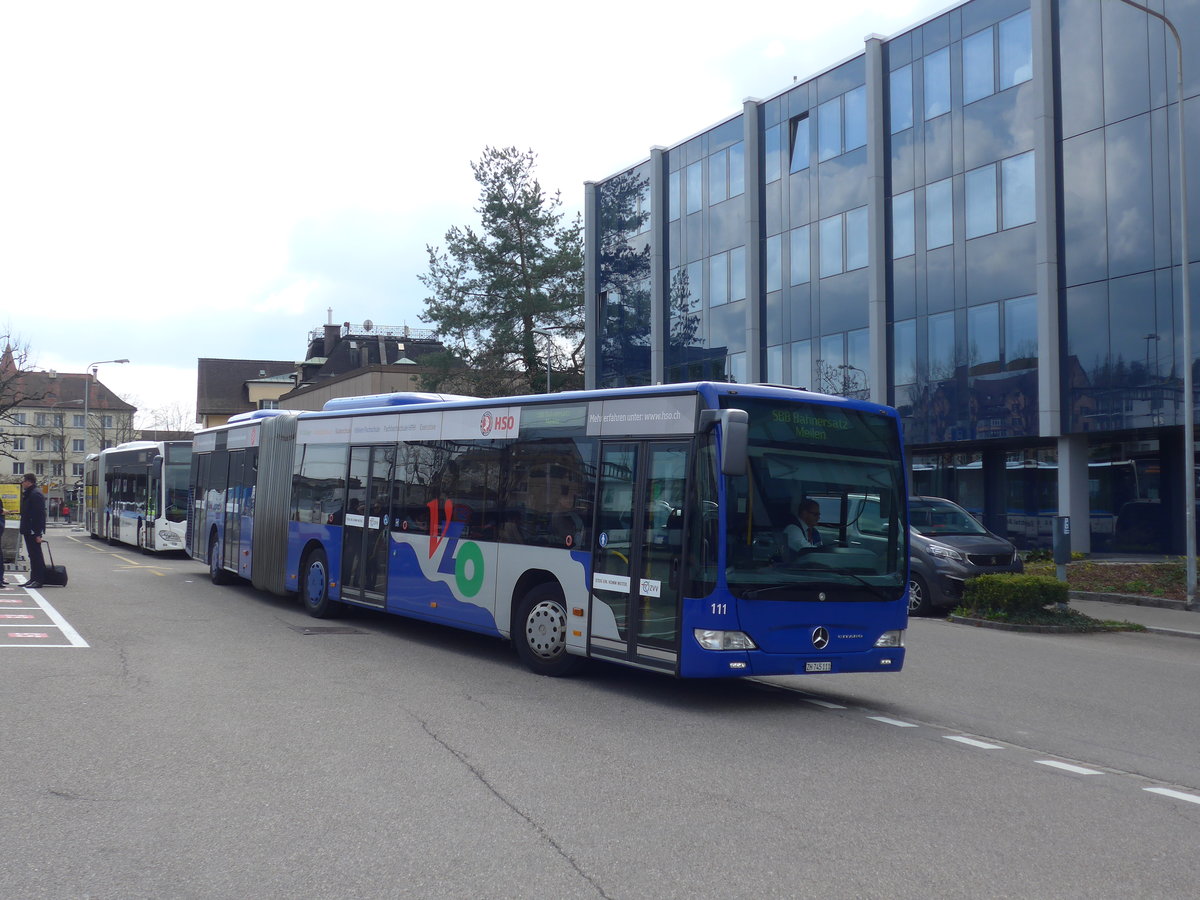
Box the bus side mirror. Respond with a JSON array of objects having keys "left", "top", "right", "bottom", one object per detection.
[{"left": 699, "top": 409, "right": 749, "bottom": 477}]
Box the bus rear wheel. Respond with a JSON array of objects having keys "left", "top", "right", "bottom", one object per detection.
[
  {"left": 514, "top": 583, "right": 581, "bottom": 677},
  {"left": 208, "top": 534, "right": 231, "bottom": 585},
  {"left": 301, "top": 547, "right": 341, "bottom": 618}
]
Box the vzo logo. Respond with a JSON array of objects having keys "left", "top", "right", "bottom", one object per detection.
[{"left": 426, "top": 500, "right": 485, "bottom": 597}]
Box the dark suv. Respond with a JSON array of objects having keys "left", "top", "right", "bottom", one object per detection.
[{"left": 907, "top": 496, "right": 1023, "bottom": 615}]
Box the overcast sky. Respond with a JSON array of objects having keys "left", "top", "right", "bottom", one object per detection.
[{"left": 1, "top": 0, "right": 951, "bottom": 427}]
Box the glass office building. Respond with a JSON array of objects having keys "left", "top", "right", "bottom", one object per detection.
[{"left": 584, "top": 0, "right": 1200, "bottom": 554}]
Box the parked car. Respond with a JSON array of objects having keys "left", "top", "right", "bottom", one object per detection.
[{"left": 907, "top": 496, "right": 1023, "bottom": 616}]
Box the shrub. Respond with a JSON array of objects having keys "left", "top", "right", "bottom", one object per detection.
[{"left": 962, "top": 573, "right": 1069, "bottom": 615}]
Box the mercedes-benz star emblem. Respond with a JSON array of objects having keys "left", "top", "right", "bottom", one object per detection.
[{"left": 811, "top": 626, "right": 830, "bottom": 650}]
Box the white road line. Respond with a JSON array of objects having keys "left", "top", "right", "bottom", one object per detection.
[
  {"left": 0, "top": 589, "right": 89, "bottom": 648},
  {"left": 803, "top": 698, "right": 846, "bottom": 709},
  {"left": 945, "top": 735, "right": 1003, "bottom": 750},
  {"left": 1036, "top": 760, "right": 1103, "bottom": 775},
  {"left": 1144, "top": 787, "right": 1200, "bottom": 806},
  {"left": 869, "top": 716, "right": 918, "bottom": 727}
]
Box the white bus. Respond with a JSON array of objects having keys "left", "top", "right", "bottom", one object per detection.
[{"left": 85, "top": 440, "right": 192, "bottom": 552}]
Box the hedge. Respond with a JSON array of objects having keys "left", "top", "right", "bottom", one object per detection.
[{"left": 962, "top": 573, "right": 1069, "bottom": 615}]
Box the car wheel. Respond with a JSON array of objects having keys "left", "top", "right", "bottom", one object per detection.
[{"left": 908, "top": 573, "right": 933, "bottom": 616}]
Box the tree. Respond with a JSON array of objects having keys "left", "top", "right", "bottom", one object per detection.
[
  {"left": 0, "top": 334, "right": 44, "bottom": 462},
  {"left": 420, "top": 147, "right": 584, "bottom": 397}
]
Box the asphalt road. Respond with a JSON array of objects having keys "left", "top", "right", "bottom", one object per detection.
[{"left": 3, "top": 535, "right": 1198, "bottom": 899}]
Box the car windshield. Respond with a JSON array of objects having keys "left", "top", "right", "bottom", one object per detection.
[{"left": 910, "top": 499, "right": 988, "bottom": 536}]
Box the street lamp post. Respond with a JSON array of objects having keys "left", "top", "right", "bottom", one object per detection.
[
  {"left": 1108, "top": 1, "right": 1193, "bottom": 608},
  {"left": 532, "top": 330, "right": 554, "bottom": 393},
  {"left": 82, "top": 358, "right": 130, "bottom": 460}
]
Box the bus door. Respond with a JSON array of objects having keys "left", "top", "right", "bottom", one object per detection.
[
  {"left": 340, "top": 445, "right": 393, "bottom": 608},
  {"left": 590, "top": 441, "right": 689, "bottom": 672}
]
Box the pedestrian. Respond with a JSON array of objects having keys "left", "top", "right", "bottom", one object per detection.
[
  {"left": 20, "top": 474, "right": 48, "bottom": 588},
  {"left": 62, "top": 503, "right": 71, "bottom": 525}
]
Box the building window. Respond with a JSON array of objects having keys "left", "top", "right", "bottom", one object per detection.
[
  {"left": 892, "top": 190, "right": 915, "bottom": 258},
  {"left": 765, "top": 124, "right": 782, "bottom": 183},
  {"left": 926, "top": 178, "right": 954, "bottom": 249},
  {"left": 72, "top": 439, "right": 85, "bottom": 452},
  {"left": 893, "top": 319, "right": 917, "bottom": 387},
  {"left": 819, "top": 207, "right": 869, "bottom": 278},
  {"left": 818, "top": 86, "right": 866, "bottom": 162},
  {"left": 36, "top": 413, "right": 47, "bottom": 427},
  {"left": 102, "top": 415, "right": 113, "bottom": 428},
  {"left": 669, "top": 170, "right": 681, "bottom": 221},
  {"left": 12, "top": 462, "right": 24, "bottom": 475},
  {"left": 35, "top": 462, "right": 44, "bottom": 476},
  {"left": 767, "top": 345, "right": 784, "bottom": 383},
  {"left": 1001, "top": 151, "right": 1035, "bottom": 228},
  {"left": 1005, "top": 295, "right": 1037, "bottom": 368},
  {"left": 929, "top": 311, "right": 956, "bottom": 379},
  {"left": 963, "top": 27, "right": 996, "bottom": 105},
  {"left": 73, "top": 414, "right": 85, "bottom": 428},
  {"left": 820, "top": 215, "right": 843, "bottom": 277},
  {"left": 35, "top": 437, "right": 45, "bottom": 452},
  {"left": 51, "top": 437, "right": 63, "bottom": 452},
  {"left": 13, "top": 413, "right": 25, "bottom": 426},
  {"left": 766, "top": 234, "right": 783, "bottom": 292},
  {"left": 790, "top": 340, "right": 812, "bottom": 388},
  {"left": 686, "top": 162, "right": 703, "bottom": 214},
  {"left": 259, "top": 399, "right": 279, "bottom": 410},
  {"left": 730, "top": 246, "right": 746, "bottom": 302},
  {"left": 789, "top": 114, "right": 810, "bottom": 173},
  {"left": 968, "top": 303, "right": 1001, "bottom": 374},
  {"left": 999, "top": 10, "right": 1033, "bottom": 90},
  {"left": 53, "top": 413, "right": 64, "bottom": 428},
  {"left": 790, "top": 225, "right": 811, "bottom": 285},
  {"left": 709, "top": 253, "right": 729, "bottom": 306},
  {"left": 52, "top": 463, "right": 64, "bottom": 476},
  {"left": 12, "top": 438, "right": 24, "bottom": 451},
  {"left": 890, "top": 64, "right": 914, "bottom": 133},
  {"left": 924, "top": 47, "right": 951, "bottom": 119},
  {"left": 708, "top": 142, "right": 744, "bottom": 204},
  {"left": 72, "top": 463, "right": 85, "bottom": 477},
  {"left": 966, "top": 165, "right": 999, "bottom": 238}
]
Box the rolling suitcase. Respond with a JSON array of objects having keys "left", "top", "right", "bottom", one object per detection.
[{"left": 41, "top": 541, "right": 68, "bottom": 587}]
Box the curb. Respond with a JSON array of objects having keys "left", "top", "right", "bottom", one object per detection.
[
  {"left": 1069, "top": 590, "right": 1189, "bottom": 611},
  {"left": 947, "top": 614, "right": 1098, "bottom": 634}
]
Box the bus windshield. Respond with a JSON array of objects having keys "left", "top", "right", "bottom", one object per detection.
[{"left": 718, "top": 398, "right": 906, "bottom": 600}]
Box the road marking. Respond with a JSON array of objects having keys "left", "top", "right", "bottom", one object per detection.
[
  {"left": 945, "top": 736, "right": 1003, "bottom": 749},
  {"left": 803, "top": 698, "right": 846, "bottom": 709},
  {"left": 1144, "top": 787, "right": 1200, "bottom": 806},
  {"left": 1035, "top": 760, "right": 1103, "bottom": 775},
  {"left": 869, "top": 716, "right": 918, "bottom": 728},
  {"left": 0, "top": 588, "right": 88, "bottom": 648}
]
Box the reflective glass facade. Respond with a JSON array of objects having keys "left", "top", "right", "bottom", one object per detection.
[{"left": 586, "top": 0, "right": 1200, "bottom": 554}]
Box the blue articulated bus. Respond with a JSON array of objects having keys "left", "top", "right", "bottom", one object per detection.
[{"left": 187, "top": 383, "right": 909, "bottom": 678}]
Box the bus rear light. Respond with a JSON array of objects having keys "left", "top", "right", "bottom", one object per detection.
[
  {"left": 694, "top": 629, "right": 757, "bottom": 651},
  {"left": 572, "top": 607, "right": 584, "bottom": 617},
  {"left": 874, "top": 630, "right": 905, "bottom": 648}
]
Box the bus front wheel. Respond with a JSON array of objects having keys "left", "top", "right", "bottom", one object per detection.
[
  {"left": 514, "top": 583, "right": 581, "bottom": 677},
  {"left": 301, "top": 547, "right": 341, "bottom": 618}
]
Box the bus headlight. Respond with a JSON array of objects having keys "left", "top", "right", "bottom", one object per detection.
[
  {"left": 874, "top": 630, "right": 905, "bottom": 648},
  {"left": 694, "top": 629, "right": 757, "bottom": 651},
  {"left": 157, "top": 530, "right": 181, "bottom": 545}
]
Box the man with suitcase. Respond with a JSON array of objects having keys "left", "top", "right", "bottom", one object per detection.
[{"left": 20, "top": 474, "right": 47, "bottom": 589}]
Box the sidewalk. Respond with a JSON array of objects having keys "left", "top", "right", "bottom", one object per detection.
[{"left": 1069, "top": 592, "right": 1200, "bottom": 640}]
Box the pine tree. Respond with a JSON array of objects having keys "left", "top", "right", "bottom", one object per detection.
[{"left": 419, "top": 147, "right": 583, "bottom": 396}]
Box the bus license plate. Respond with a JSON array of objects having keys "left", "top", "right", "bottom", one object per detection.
[{"left": 805, "top": 661, "right": 832, "bottom": 673}]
